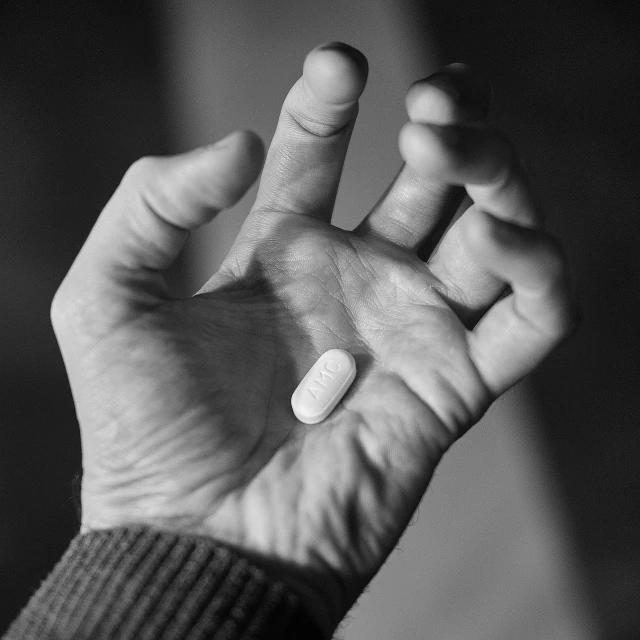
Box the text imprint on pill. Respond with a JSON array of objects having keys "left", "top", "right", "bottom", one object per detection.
[{"left": 291, "top": 349, "right": 356, "bottom": 424}]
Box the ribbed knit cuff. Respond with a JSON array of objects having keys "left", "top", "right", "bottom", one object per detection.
[{"left": 3, "top": 526, "right": 323, "bottom": 640}]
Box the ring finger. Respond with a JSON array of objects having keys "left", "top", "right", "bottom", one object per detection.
[
  {"left": 355, "top": 64, "right": 491, "bottom": 252},
  {"left": 399, "top": 120, "right": 542, "bottom": 323}
]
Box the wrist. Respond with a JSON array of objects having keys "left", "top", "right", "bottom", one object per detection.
[{"left": 10, "top": 526, "right": 319, "bottom": 640}]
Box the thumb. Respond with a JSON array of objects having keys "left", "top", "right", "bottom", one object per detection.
[{"left": 68, "top": 131, "right": 264, "bottom": 302}]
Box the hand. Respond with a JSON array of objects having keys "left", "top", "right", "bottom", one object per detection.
[{"left": 51, "top": 43, "right": 577, "bottom": 636}]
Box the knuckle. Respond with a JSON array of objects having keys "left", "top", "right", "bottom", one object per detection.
[
  {"left": 50, "top": 269, "right": 130, "bottom": 340},
  {"left": 50, "top": 281, "right": 127, "bottom": 342},
  {"left": 49, "top": 286, "right": 67, "bottom": 331},
  {"left": 50, "top": 280, "right": 86, "bottom": 335},
  {"left": 50, "top": 277, "right": 81, "bottom": 332}
]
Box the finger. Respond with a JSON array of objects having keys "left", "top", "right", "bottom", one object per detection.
[
  {"left": 406, "top": 64, "right": 491, "bottom": 125},
  {"left": 464, "top": 210, "right": 579, "bottom": 396},
  {"left": 356, "top": 64, "right": 491, "bottom": 251},
  {"left": 68, "top": 131, "right": 264, "bottom": 300},
  {"left": 251, "top": 42, "right": 368, "bottom": 221},
  {"left": 399, "top": 122, "right": 540, "bottom": 227},
  {"left": 399, "top": 122, "right": 542, "bottom": 322}
]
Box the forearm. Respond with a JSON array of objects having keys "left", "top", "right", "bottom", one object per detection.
[{"left": 3, "top": 526, "right": 323, "bottom": 640}]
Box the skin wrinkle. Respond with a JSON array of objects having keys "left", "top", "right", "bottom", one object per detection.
[
  {"left": 316, "top": 318, "right": 348, "bottom": 343},
  {"left": 279, "top": 274, "right": 353, "bottom": 347},
  {"left": 378, "top": 371, "right": 451, "bottom": 455},
  {"left": 382, "top": 215, "right": 420, "bottom": 247},
  {"left": 96, "top": 431, "right": 221, "bottom": 510},
  {"left": 334, "top": 245, "right": 394, "bottom": 332},
  {"left": 339, "top": 429, "right": 398, "bottom": 577},
  {"left": 345, "top": 253, "right": 381, "bottom": 299},
  {"left": 235, "top": 356, "right": 294, "bottom": 486},
  {"left": 137, "top": 181, "right": 193, "bottom": 235},
  {"left": 84, "top": 284, "right": 300, "bottom": 536},
  {"left": 381, "top": 316, "right": 489, "bottom": 434},
  {"left": 214, "top": 432, "right": 346, "bottom": 626},
  {"left": 322, "top": 245, "right": 343, "bottom": 281},
  {"left": 287, "top": 74, "right": 359, "bottom": 139},
  {"left": 305, "top": 244, "right": 362, "bottom": 340},
  {"left": 318, "top": 484, "right": 356, "bottom": 578},
  {"left": 285, "top": 105, "right": 356, "bottom": 140}
]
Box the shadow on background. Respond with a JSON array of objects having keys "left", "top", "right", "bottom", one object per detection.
[
  {"left": 0, "top": 1, "right": 638, "bottom": 637},
  {"left": 424, "top": 1, "right": 640, "bottom": 637},
  {"left": 0, "top": 0, "right": 174, "bottom": 629}
]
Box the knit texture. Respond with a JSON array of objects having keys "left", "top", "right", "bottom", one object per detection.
[{"left": 2, "top": 527, "right": 323, "bottom": 640}]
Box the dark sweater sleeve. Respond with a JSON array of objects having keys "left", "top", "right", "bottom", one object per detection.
[{"left": 2, "top": 526, "right": 324, "bottom": 640}]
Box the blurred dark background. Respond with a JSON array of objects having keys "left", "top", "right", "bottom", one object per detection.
[
  {"left": 1, "top": 0, "right": 638, "bottom": 637},
  {"left": 428, "top": 2, "right": 640, "bottom": 638},
  {"left": 0, "top": 0, "right": 172, "bottom": 626}
]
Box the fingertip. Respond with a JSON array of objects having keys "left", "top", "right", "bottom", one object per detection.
[
  {"left": 153, "top": 131, "right": 264, "bottom": 219},
  {"left": 406, "top": 64, "right": 492, "bottom": 124},
  {"left": 219, "top": 129, "right": 265, "bottom": 174},
  {"left": 203, "top": 130, "right": 265, "bottom": 206},
  {"left": 406, "top": 83, "right": 459, "bottom": 124},
  {"left": 304, "top": 42, "right": 368, "bottom": 105},
  {"left": 212, "top": 129, "right": 264, "bottom": 161},
  {"left": 398, "top": 122, "right": 429, "bottom": 169},
  {"left": 399, "top": 122, "right": 460, "bottom": 176}
]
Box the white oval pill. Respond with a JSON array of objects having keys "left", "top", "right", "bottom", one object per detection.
[{"left": 291, "top": 349, "right": 356, "bottom": 424}]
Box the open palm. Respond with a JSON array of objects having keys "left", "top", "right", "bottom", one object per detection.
[{"left": 51, "top": 44, "right": 575, "bottom": 633}]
